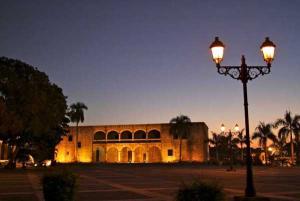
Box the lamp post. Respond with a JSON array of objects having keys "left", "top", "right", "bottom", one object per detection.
[
  {"left": 209, "top": 37, "right": 276, "bottom": 198},
  {"left": 221, "top": 123, "right": 240, "bottom": 171}
]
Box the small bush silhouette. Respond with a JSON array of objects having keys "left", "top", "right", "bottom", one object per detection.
[
  {"left": 176, "top": 180, "right": 225, "bottom": 201},
  {"left": 42, "top": 170, "right": 76, "bottom": 201}
]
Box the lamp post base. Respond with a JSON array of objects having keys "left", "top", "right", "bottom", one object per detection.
[{"left": 233, "top": 196, "right": 270, "bottom": 201}]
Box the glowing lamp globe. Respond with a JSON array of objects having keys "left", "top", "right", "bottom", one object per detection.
[
  {"left": 260, "top": 37, "right": 276, "bottom": 64},
  {"left": 234, "top": 124, "right": 239, "bottom": 132},
  {"left": 210, "top": 37, "right": 225, "bottom": 64},
  {"left": 220, "top": 124, "right": 226, "bottom": 132}
]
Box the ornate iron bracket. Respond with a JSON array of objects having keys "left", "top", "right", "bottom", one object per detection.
[
  {"left": 217, "top": 65, "right": 271, "bottom": 81},
  {"left": 216, "top": 56, "right": 271, "bottom": 82}
]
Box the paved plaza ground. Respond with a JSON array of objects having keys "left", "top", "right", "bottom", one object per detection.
[{"left": 0, "top": 164, "right": 300, "bottom": 201}]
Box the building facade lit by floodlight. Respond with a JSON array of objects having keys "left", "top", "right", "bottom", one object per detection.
[{"left": 55, "top": 122, "right": 208, "bottom": 163}]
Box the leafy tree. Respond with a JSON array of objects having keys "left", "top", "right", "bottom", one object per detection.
[
  {"left": 69, "top": 102, "right": 88, "bottom": 162},
  {"left": 0, "top": 97, "right": 23, "bottom": 144},
  {"left": 169, "top": 115, "right": 192, "bottom": 162},
  {"left": 252, "top": 122, "right": 277, "bottom": 165},
  {"left": 0, "top": 57, "right": 68, "bottom": 167},
  {"left": 274, "top": 111, "right": 300, "bottom": 164},
  {"left": 34, "top": 116, "right": 70, "bottom": 162}
]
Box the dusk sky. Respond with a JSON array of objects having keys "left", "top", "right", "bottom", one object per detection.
[{"left": 0, "top": 1, "right": 299, "bottom": 135}]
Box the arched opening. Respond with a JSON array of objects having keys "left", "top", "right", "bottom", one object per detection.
[
  {"left": 121, "top": 131, "right": 132, "bottom": 140},
  {"left": 148, "top": 130, "right": 161, "bottom": 139},
  {"left": 94, "top": 131, "right": 106, "bottom": 140},
  {"left": 94, "top": 146, "right": 105, "bottom": 162},
  {"left": 107, "top": 131, "right": 119, "bottom": 140},
  {"left": 134, "top": 147, "right": 146, "bottom": 163},
  {"left": 120, "top": 147, "right": 132, "bottom": 163},
  {"left": 134, "top": 130, "right": 146, "bottom": 139},
  {"left": 148, "top": 146, "right": 162, "bottom": 162},
  {"left": 106, "top": 147, "right": 118, "bottom": 163}
]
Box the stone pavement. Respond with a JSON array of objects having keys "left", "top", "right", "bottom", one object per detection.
[{"left": 0, "top": 164, "right": 300, "bottom": 201}]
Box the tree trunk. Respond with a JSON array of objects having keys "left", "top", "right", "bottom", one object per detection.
[
  {"left": 22, "top": 161, "right": 26, "bottom": 169},
  {"left": 179, "top": 138, "right": 182, "bottom": 162},
  {"left": 75, "top": 122, "right": 79, "bottom": 162},
  {"left": 280, "top": 146, "right": 284, "bottom": 167},
  {"left": 229, "top": 135, "right": 233, "bottom": 170},
  {"left": 290, "top": 128, "right": 294, "bottom": 165},
  {"left": 6, "top": 145, "right": 18, "bottom": 169},
  {"left": 216, "top": 146, "right": 219, "bottom": 162},
  {"left": 264, "top": 141, "right": 268, "bottom": 165},
  {"left": 296, "top": 138, "right": 300, "bottom": 165},
  {"left": 241, "top": 142, "right": 244, "bottom": 161}
]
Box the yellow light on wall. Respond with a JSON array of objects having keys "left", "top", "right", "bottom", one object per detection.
[
  {"left": 260, "top": 37, "right": 276, "bottom": 64},
  {"left": 210, "top": 37, "right": 225, "bottom": 64}
]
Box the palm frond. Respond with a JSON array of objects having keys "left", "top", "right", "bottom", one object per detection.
[
  {"left": 278, "top": 127, "right": 289, "bottom": 139},
  {"left": 69, "top": 102, "right": 88, "bottom": 124},
  {"left": 252, "top": 132, "right": 261, "bottom": 140},
  {"left": 274, "top": 118, "right": 286, "bottom": 128}
]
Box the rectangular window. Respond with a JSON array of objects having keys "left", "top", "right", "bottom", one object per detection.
[
  {"left": 68, "top": 135, "right": 73, "bottom": 142},
  {"left": 77, "top": 142, "right": 81, "bottom": 148},
  {"left": 168, "top": 149, "right": 173, "bottom": 156}
]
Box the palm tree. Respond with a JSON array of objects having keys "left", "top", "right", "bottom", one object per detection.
[
  {"left": 252, "top": 122, "right": 277, "bottom": 165},
  {"left": 208, "top": 132, "right": 222, "bottom": 162},
  {"left": 169, "top": 115, "right": 192, "bottom": 162},
  {"left": 274, "top": 111, "right": 300, "bottom": 164},
  {"left": 234, "top": 129, "right": 245, "bottom": 161},
  {"left": 69, "top": 102, "right": 88, "bottom": 162},
  {"left": 270, "top": 135, "right": 287, "bottom": 159},
  {"left": 227, "top": 131, "right": 239, "bottom": 170}
]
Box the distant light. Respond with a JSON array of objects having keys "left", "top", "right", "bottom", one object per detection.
[
  {"left": 234, "top": 124, "right": 239, "bottom": 132},
  {"left": 43, "top": 160, "right": 52, "bottom": 167},
  {"left": 220, "top": 124, "right": 226, "bottom": 132}
]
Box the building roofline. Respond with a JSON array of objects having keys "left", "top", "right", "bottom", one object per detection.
[{"left": 69, "top": 122, "right": 207, "bottom": 128}]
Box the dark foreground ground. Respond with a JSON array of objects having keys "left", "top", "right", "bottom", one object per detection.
[{"left": 0, "top": 164, "right": 300, "bottom": 201}]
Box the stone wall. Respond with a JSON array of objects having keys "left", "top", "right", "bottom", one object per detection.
[{"left": 55, "top": 122, "right": 208, "bottom": 163}]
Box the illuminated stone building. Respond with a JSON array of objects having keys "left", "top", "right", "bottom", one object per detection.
[{"left": 55, "top": 122, "right": 208, "bottom": 163}]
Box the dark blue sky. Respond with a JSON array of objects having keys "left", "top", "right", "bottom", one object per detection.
[{"left": 0, "top": 0, "right": 299, "bottom": 133}]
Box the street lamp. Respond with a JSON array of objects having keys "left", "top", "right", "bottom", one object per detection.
[
  {"left": 210, "top": 37, "right": 276, "bottom": 198},
  {"left": 220, "top": 124, "right": 240, "bottom": 171}
]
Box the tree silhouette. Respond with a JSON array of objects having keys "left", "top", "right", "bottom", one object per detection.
[
  {"left": 69, "top": 102, "right": 88, "bottom": 162},
  {"left": 269, "top": 135, "right": 288, "bottom": 166},
  {"left": 169, "top": 115, "right": 191, "bottom": 162},
  {"left": 274, "top": 111, "right": 300, "bottom": 164},
  {"left": 233, "top": 129, "right": 246, "bottom": 161},
  {"left": 252, "top": 122, "right": 276, "bottom": 165},
  {"left": 0, "top": 57, "right": 68, "bottom": 167},
  {"left": 208, "top": 132, "right": 222, "bottom": 162}
]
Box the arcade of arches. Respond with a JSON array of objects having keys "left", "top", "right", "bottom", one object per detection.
[
  {"left": 55, "top": 122, "right": 209, "bottom": 163},
  {"left": 93, "top": 145, "right": 161, "bottom": 163}
]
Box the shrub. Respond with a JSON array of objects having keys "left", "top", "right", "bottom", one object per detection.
[
  {"left": 42, "top": 170, "right": 76, "bottom": 201},
  {"left": 176, "top": 180, "right": 225, "bottom": 201}
]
